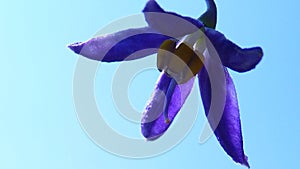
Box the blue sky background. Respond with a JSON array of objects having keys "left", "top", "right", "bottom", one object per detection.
[{"left": 0, "top": 0, "right": 299, "bottom": 169}]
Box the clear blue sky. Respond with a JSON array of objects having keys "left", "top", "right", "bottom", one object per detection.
[{"left": 0, "top": 0, "right": 299, "bottom": 169}]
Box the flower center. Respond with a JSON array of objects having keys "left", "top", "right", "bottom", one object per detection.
[
  {"left": 157, "top": 38, "right": 205, "bottom": 123},
  {"left": 157, "top": 39, "right": 204, "bottom": 84}
]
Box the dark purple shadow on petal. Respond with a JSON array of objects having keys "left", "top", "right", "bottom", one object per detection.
[
  {"left": 68, "top": 27, "right": 171, "bottom": 62},
  {"left": 198, "top": 67, "right": 250, "bottom": 168},
  {"left": 141, "top": 72, "right": 194, "bottom": 140},
  {"left": 143, "top": 0, "right": 204, "bottom": 37},
  {"left": 205, "top": 28, "right": 263, "bottom": 73}
]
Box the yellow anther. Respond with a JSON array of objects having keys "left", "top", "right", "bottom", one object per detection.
[
  {"left": 169, "top": 42, "right": 195, "bottom": 75},
  {"left": 157, "top": 39, "right": 204, "bottom": 84},
  {"left": 157, "top": 39, "right": 177, "bottom": 72},
  {"left": 188, "top": 50, "right": 204, "bottom": 76}
]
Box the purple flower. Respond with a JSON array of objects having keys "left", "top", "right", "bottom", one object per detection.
[{"left": 68, "top": 0, "right": 263, "bottom": 168}]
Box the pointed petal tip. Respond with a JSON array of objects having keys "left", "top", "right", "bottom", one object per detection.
[
  {"left": 143, "top": 0, "right": 163, "bottom": 13},
  {"left": 141, "top": 122, "right": 164, "bottom": 141},
  {"left": 257, "top": 47, "right": 264, "bottom": 57},
  {"left": 144, "top": 134, "right": 163, "bottom": 141},
  {"left": 247, "top": 46, "right": 263, "bottom": 58},
  {"left": 242, "top": 155, "right": 250, "bottom": 168},
  {"left": 67, "top": 42, "right": 84, "bottom": 54}
]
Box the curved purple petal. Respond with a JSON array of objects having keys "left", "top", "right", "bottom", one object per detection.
[
  {"left": 205, "top": 28, "right": 263, "bottom": 72},
  {"left": 68, "top": 27, "right": 171, "bottom": 62},
  {"left": 141, "top": 72, "right": 195, "bottom": 140},
  {"left": 143, "top": 0, "right": 204, "bottom": 37},
  {"left": 198, "top": 67, "right": 250, "bottom": 168}
]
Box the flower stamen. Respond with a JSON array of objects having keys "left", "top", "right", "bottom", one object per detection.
[
  {"left": 157, "top": 38, "right": 205, "bottom": 123},
  {"left": 163, "top": 78, "right": 177, "bottom": 124},
  {"left": 157, "top": 39, "right": 204, "bottom": 84}
]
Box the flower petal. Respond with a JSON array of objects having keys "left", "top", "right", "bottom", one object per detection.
[
  {"left": 68, "top": 27, "right": 171, "bottom": 62},
  {"left": 141, "top": 72, "right": 195, "bottom": 140},
  {"left": 204, "top": 28, "right": 263, "bottom": 72},
  {"left": 143, "top": 0, "right": 204, "bottom": 37},
  {"left": 198, "top": 67, "right": 250, "bottom": 168}
]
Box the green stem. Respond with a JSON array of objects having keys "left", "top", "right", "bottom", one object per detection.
[{"left": 198, "top": 0, "right": 217, "bottom": 29}]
